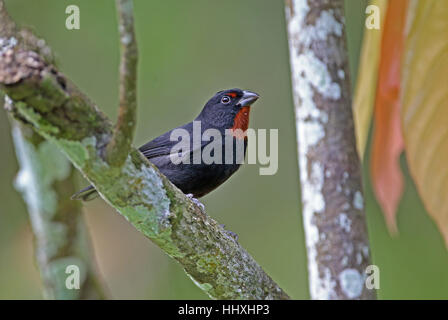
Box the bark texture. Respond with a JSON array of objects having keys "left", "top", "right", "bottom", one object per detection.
[
  {"left": 0, "top": 1, "right": 289, "bottom": 300},
  {"left": 285, "top": 0, "right": 376, "bottom": 299}
]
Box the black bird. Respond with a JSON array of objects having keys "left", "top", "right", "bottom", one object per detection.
[{"left": 72, "top": 89, "right": 259, "bottom": 201}]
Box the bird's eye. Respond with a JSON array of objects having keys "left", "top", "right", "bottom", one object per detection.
[{"left": 221, "top": 96, "right": 231, "bottom": 104}]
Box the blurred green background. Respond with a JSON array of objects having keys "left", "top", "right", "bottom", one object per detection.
[{"left": 1, "top": 0, "right": 447, "bottom": 299}]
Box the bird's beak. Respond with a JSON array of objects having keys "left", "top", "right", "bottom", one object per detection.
[{"left": 238, "top": 90, "right": 259, "bottom": 107}]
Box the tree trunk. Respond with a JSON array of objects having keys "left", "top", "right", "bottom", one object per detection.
[{"left": 284, "top": 0, "right": 376, "bottom": 299}]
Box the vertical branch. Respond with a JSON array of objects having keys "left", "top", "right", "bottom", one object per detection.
[
  {"left": 106, "top": 0, "right": 138, "bottom": 166},
  {"left": 285, "top": 0, "right": 376, "bottom": 299},
  {"left": 0, "top": 1, "right": 105, "bottom": 299},
  {"left": 10, "top": 119, "right": 105, "bottom": 299}
]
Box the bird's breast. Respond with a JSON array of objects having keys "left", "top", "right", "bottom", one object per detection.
[{"left": 231, "top": 106, "right": 251, "bottom": 139}]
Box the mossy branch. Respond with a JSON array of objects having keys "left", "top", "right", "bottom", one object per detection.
[{"left": 0, "top": 2, "right": 289, "bottom": 300}]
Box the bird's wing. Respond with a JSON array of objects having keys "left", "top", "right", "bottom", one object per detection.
[
  {"left": 138, "top": 122, "right": 201, "bottom": 160},
  {"left": 139, "top": 130, "right": 177, "bottom": 159}
]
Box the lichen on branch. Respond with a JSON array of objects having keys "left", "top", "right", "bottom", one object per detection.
[{"left": 285, "top": 0, "right": 376, "bottom": 300}]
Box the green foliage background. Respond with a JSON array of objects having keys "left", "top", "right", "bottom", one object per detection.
[{"left": 0, "top": 0, "right": 447, "bottom": 299}]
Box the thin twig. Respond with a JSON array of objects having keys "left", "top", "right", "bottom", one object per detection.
[{"left": 106, "top": 0, "right": 138, "bottom": 166}]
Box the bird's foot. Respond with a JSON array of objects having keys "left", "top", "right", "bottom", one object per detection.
[
  {"left": 186, "top": 193, "right": 205, "bottom": 212},
  {"left": 219, "top": 224, "right": 239, "bottom": 242}
]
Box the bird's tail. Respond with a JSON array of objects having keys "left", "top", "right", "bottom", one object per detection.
[{"left": 71, "top": 185, "right": 99, "bottom": 201}]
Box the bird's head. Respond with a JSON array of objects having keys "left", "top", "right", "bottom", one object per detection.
[{"left": 196, "top": 88, "right": 259, "bottom": 133}]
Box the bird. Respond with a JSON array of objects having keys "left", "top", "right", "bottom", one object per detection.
[{"left": 72, "top": 88, "right": 259, "bottom": 202}]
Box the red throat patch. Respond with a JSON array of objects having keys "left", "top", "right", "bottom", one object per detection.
[{"left": 231, "top": 106, "right": 251, "bottom": 139}]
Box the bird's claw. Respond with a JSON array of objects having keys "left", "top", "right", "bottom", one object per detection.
[
  {"left": 184, "top": 195, "right": 238, "bottom": 241},
  {"left": 219, "top": 224, "right": 239, "bottom": 242},
  {"left": 186, "top": 193, "right": 205, "bottom": 212}
]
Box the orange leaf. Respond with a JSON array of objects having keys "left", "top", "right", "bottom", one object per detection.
[
  {"left": 401, "top": 0, "right": 448, "bottom": 245},
  {"left": 371, "top": 0, "right": 408, "bottom": 234}
]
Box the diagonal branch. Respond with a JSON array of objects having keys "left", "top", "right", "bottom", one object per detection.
[
  {"left": 0, "top": 4, "right": 289, "bottom": 300},
  {"left": 106, "top": 0, "right": 138, "bottom": 166}
]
